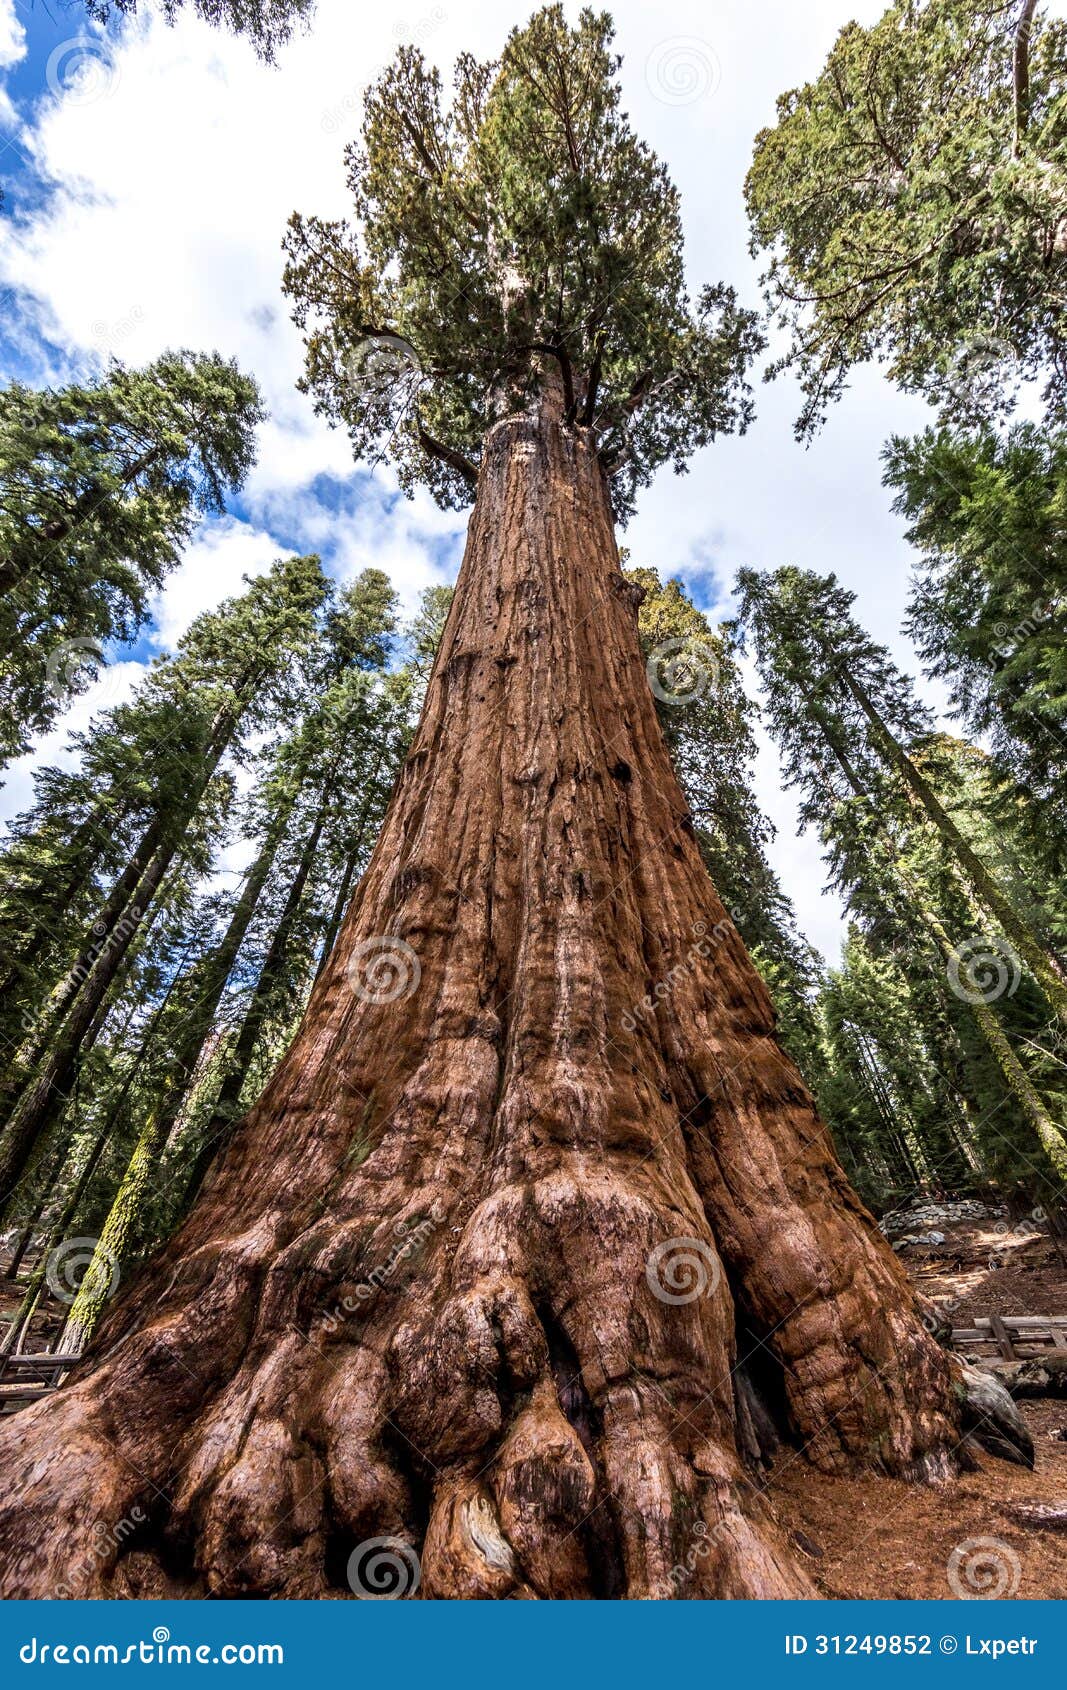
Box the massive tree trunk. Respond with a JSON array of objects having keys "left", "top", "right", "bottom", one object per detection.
[{"left": 0, "top": 407, "right": 962, "bottom": 1600}]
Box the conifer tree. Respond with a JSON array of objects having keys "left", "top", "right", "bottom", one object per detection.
[
  {"left": 737, "top": 564, "right": 1067, "bottom": 1186},
  {"left": 0, "top": 352, "right": 262, "bottom": 763},
  {"left": 746, "top": 0, "right": 1067, "bottom": 438},
  {"left": 885, "top": 423, "right": 1067, "bottom": 836},
  {"left": 0, "top": 554, "right": 328, "bottom": 1210}
]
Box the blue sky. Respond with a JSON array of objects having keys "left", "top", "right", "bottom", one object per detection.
[{"left": 0, "top": 0, "right": 1028, "bottom": 961}]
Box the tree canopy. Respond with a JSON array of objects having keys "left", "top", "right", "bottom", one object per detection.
[
  {"left": 746, "top": 0, "right": 1067, "bottom": 438},
  {"left": 0, "top": 351, "right": 263, "bottom": 766},
  {"left": 84, "top": 0, "right": 314, "bottom": 60},
  {"left": 283, "top": 4, "right": 762, "bottom": 517}
]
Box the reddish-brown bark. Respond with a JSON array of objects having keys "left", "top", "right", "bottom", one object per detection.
[{"left": 0, "top": 405, "right": 963, "bottom": 1599}]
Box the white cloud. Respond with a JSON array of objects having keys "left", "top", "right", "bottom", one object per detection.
[
  {"left": 0, "top": 0, "right": 25, "bottom": 128},
  {"left": 2, "top": 0, "right": 1039, "bottom": 958},
  {"left": 147, "top": 514, "right": 297, "bottom": 650}
]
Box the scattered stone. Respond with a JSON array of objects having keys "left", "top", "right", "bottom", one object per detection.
[
  {"left": 1006, "top": 1354, "right": 1067, "bottom": 1400},
  {"left": 1002, "top": 1501, "right": 1067, "bottom": 1532}
]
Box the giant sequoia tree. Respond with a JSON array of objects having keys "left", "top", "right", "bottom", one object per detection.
[{"left": 0, "top": 9, "right": 1004, "bottom": 1602}]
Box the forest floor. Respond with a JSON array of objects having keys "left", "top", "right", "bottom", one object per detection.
[{"left": 769, "top": 1201, "right": 1067, "bottom": 1600}]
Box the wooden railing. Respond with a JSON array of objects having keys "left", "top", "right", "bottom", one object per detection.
[
  {"left": 950, "top": 1314, "right": 1067, "bottom": 1362},
  {"left": 0, "top": 1351, "right": 82, "bottom": 1413}
]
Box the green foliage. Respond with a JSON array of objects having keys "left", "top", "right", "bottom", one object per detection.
[
  {"left": 83, "top": 0, "right": 313, "bottom": 60},
  {"left": 746, "top": 0, "right": 1067, "bottom": 438},
  {"left": 885, "top": 423, "right": 1067, "bottom": 816},
  {"left": 737, "top": 561, "right": 1067, "bottom": 1206},
  {"left": 284, "top": 5, "right": 762, "bottom": 517},
  {"left": 0, "top": 351, "right": 263, "bottom": 765},
  {"left": 733, "top": 564, "right": 930, "bottom": 827},
  {"left": 629, "top": 564, "right": 826, "bottom": 1082}
]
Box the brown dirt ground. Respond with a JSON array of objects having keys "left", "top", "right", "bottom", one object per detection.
[{"left": 768, "top": 1217, "right": 1067, "bottom": 1600}]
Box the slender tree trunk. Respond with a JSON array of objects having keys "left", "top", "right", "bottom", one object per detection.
[
  {"left": 843, "top": 671, "right": 1067, "bottom": 1024},
  {"left": 2, "top": 1138, "right": 67, "bottom": 1284},
  {"left": 918, "top": 903, "right": 1067, "bottom": 1181},
  {"left": 182, "top": 804, "right": 327, "bottom": 1210},
  {"left": 0, "top": 961, "right": 194, "bottom": 1360},
  {"left": 0, "top": 799, "right": 121, "bottom": 1005},
  {"left": 0, "top": 408, "right": 963, "bottom": 1600},
  {"left": 59, "top": 813, "right": 296, "bottom": 1352},
  {"left": 0, "top": 839, "right": 175, "bottom": 1209},
  {"left": 1, "top": 1124, "right": 111, "bottom": 1358},
  {"left": 812, "top": 728, "right": 1067, "bottom": 1184}
]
